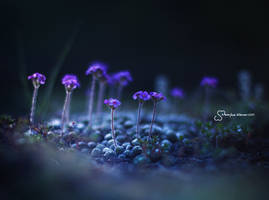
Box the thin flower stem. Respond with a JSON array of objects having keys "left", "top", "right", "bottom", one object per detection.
[
  {"left": 65, "top": 94, "right": 72, "bottom": 124},
  {"left": 61, "top": 91, "right": 71, "bottom": 136},
  {"left": 136, "top": 101, "right": 143, "bottom": 139},
  {"left": 88, "top": 76, "right": 96, "bottom": 127},
  {"left": 149, "top": 101, "right": 157, "bottom": 140},
  {"left": 111, "top": 109, "right": 117, "bottom": 147},
  {"left": 30, "top": 87, "right": 39, "bottom": 126},
  {"left": 96, "top": 81, "right": 105, "bottom": 123}
]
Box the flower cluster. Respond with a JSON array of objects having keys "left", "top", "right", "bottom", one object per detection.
[
  {"left": 150, "top": 92, "right": 166, "bottom": 102},
  {"left": 104, "top": 98, "right": 121, "bottom": 109},
  {"left": 28, "top": 73, "right": 46, "bottom": 87},
  {"left": 62, "top": 74, "right": 80, "bottom": 91},
  {"left": 112, "top": 71, "right": 133, "bottom": 86},
  {"left": 200, "top": 77, "right": 218, "bottom": 88},
  {"left": 171, "top": 87, "right": 184, "bottom": 99},
  {"left": 26, "top": 61, "right": 221, "bottom": 141},
  {"left": 86, "top": 63, "right": 107, "bottom": 78},
  {"left": 133, "top": 91, "right": 151, "bottom": 101}
]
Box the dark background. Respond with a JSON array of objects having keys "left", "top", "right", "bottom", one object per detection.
[{"left": 1, "top": 0, "right": 268, "bottom": 115}]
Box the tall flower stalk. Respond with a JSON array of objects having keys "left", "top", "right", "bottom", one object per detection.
[
  {"left": 104, "top": 98, "right": 121, "bottom": 148},
  {"left": 133, "top": 91, "right": 151, "bottom": 139},
  {"left": 149, "top": 92, "right": 166, "bottom": 140},
  {"left": 61, "top": 75, "right": 80, "bottom": 136},
  {"left": 28, "top": 73, "right": 46, "bottom": 126},
  {"left": 88, "top": 76, "right": 96, "bottom": 126},
  {"left": 86, "top": 64, "right": 107, "bottom": 128},
  {"left": 96, "top": 73, "right": 110, "bottom": 123},
  {"left": 200, "top": 76, "right": 218, "bottom": 120},
  {"left": 112, "top": 71, "right": 132, "bottom": 99},
  {"left": 65, "top": 95, "right": 72, "bottom": 123}
]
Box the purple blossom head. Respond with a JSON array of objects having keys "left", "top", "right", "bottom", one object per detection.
[
  {"left": 104, "top": 98, "right": 121, "bottom": 109},
  {"left": 112, "top": 71, "right": 133, "bottom": 86},
  {"left": 85, "top": 63, "right": 107, "bottom": 79},
  {"left": 133, "top": 91, "right": 151, "bottom": 101},
  {"left": 62, "top": 74, "right": 80, "bottom": 91},
  {"left": 28, "top": 72, "right": 46, "bottom": 87},
  {"left": 200, "top": 77, "right": 218, "bottom": 88},
  {"left": 150, "top": 92, "right": 166, "bottom": 102},
  {"left": 171, "top": 87, "right": 184, "bottom": 99},
  {"left": 62, "top": 74, "right": 78, "bottom": 83}
]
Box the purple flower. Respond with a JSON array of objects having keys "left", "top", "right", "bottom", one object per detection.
[
  {"left": 200, "top": 77, "right": 218, "bottom": 88},
  {"left": 62, "top": 74, "right": 80, "bottom": 91},
  {"left": 104, "top": 98, "right": 121, "bottom": 109},
  {"left": 112, "top": 71, "right": 133, "bottom": 86},
  {"left": 150, "top": 92, "right": 166, "bottom": 102},
  {"left": 62, "top": 74, "right": 78, "bottom": 83},
  {"left": 85, "top": 63, "right": 107, "bottom": 78},
  {"left": 133, "top": 91, "right": 151, "bottom": 101},
  {"left": 171, "top": 87, "right": 184, "bottom": 99},
  {"left": 28, "top": 73, "right": 46, "bottom": 85}
]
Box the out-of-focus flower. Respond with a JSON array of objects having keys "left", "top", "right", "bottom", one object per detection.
[
  {"left": 133, "top": 91, "right": 151, "bottom": 101},
  {"left": 104, "top": 98, "right": 121, "bottom": 109},
  {"left": 171, "top": 87, "right": 184, "bottom": 99},
  {"left": 85, "top": 63, "right": 107, "bottom": 78},
  {"left": 28, "top": 72, "right": 46, "bottom": 87},
  {"left": 150, "top": 92, "right": 166, "bottom": 102},
  {"left": 62, "top": 74, "right": 80, "bottom": 91},
  {"left": 200, "top": 77, "right": 218, "bottom": 88},
  {"left": 112, "top": 71, "right": 132, "bottom": 86},
  {"left": 86, "top": 62, "right": 107, "bottom": 127}
]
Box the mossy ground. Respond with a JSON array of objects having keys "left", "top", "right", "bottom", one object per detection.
[{"left": 1, "top": 106, "right": 269, "bottom": 199}]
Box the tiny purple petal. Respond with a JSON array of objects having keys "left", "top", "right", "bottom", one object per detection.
[
  {"left": 150, "top": 92, "right": 166, "bottom": 102},
  {"left": 200, "top": 77, "right": 218, "bottom": 88},
  {"left": 28, "top": 72, "right": 46, "bottom": 85}
]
